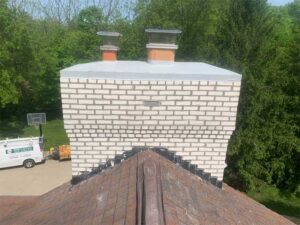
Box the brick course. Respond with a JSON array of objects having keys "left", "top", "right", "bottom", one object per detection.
[{"left": 61, "top": 77, "right": 240, "bottom": 180}]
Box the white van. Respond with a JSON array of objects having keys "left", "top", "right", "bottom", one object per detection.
[{"left": 0, "top": 137, "right": 44, "bottom": 169}]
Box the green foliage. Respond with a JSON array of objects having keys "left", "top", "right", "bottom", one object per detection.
[
  {"left": 0, "top": 70, "right": 19, "bottom": 106},
  {"left": 222, "top": 0, "right": 300, "bottom": 191},
  {"left": 215, "top": 0, "right": 274, "bottom": 71},
  {"left": 77, "top": 6, "right": 105, "bottom": 32},
  {"left": 0, "top": 1, "right": 30, "bottom": 107},
  {"left": 247, "top": 179, "right": 300, "bottom": 219},
  {"left": 133, "top": 0, "right": 222, "bottom": 61}
]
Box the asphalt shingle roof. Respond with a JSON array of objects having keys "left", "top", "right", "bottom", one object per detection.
[{"left": 0, "top": 150, "right": 294, "bottom": 225}]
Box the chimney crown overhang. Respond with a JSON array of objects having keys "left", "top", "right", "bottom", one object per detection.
[
  {"left": 97, "top": 31, "right": 122, "bottom": 61},
  {"left": 145, "top": 29, "right": 181, "bottom": 63}
]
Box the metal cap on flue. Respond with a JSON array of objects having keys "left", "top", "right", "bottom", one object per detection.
[
  {"left": 97, "top": 31, "right": 122, "bottom": 61},
  {"left": 146, "top": 29, "right": 181, "bottom": 63}
]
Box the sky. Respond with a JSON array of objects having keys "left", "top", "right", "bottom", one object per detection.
[{"left": 268, "top": 0, "right": 293, "bottom": 6}]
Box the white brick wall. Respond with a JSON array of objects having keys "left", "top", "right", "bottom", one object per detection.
[{"left": 60, "top": 77, "right": 240, "bottom": 180}]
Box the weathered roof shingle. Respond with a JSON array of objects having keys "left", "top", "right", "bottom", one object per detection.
[{"left": 0, "top": 150, "right": 294, "bottom": 225}]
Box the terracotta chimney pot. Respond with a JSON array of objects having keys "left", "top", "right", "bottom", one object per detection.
[
  {"left": 145, "top": 29, "right": 181, "bottom": 63},
  {"left": 97, "top": 31, "right": 122, "bottom": 61}
]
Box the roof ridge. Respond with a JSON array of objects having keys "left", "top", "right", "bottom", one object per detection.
[{"left": 137, "top": 158, "right": 165, "bottom": 225}]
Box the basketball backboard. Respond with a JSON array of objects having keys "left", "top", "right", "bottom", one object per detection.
[{"left": 27, "top": 113, "right": 47, "bottom": 126}]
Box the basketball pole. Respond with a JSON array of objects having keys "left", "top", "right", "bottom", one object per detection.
[{"left": 39, "top": 124, "right": 43, "bottom": 137}]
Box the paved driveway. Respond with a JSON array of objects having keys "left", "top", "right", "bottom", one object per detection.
[{"left": 0, "top": 160, "right": 71, "bottom": 196}]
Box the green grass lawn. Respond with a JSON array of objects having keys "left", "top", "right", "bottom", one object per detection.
[
  {"left": 22, "top": 119, "right": 69, "bottom": 150},
  {"left": 0, "top": 119, "right": 69, "bottom": 151},
  {"left": 247, "top": 181, "right": 300, "bottom": 221}
]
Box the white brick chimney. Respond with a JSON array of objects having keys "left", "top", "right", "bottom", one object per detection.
[{"left": 60, "top": 29, "right": 241, "bottom": 181}]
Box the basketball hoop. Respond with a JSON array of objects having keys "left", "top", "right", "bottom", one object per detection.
[
  {"left": 27, "top": 113, "right": 46, "bottom": 126},
  {"left": 27, "top": 113, "right": 47, "bottom": 137}
]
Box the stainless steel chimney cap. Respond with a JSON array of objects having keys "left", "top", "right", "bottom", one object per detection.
[
  {"left": 97, "top": 31, "right": 122, "bottom": 37},
  {"left": 145, "top": 29, "right": 182, "bottom": 34}
]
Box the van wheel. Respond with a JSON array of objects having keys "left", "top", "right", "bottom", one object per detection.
[{"left": 24, "top": 159, "right": 35, "bottom": 168}]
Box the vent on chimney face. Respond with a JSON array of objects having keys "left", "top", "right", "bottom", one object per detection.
[
  {"left": 145, "top": 29, "right": 181, "bottom": 63},
  {"left": 97, "top": 31, "right": 122, "bottom": 61}
]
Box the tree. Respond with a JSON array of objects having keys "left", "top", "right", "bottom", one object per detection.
[
  {"left": 0, "top": 0, "right": 35, "bottom": 107},
  {"left": 77, "top": 6, "right": 105, "bottom": 33},
  {"left": 133, "top": 0, "right": 224, "bottom": 61},
  {"left": 0, "top": 1, "right": 18, "bottom": 106},
  {"left": 220, "top": 0, "right": 299, "bottom": 191},
  {"left": 215, "top": 0, "right": 273, "bottom": 71}
]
